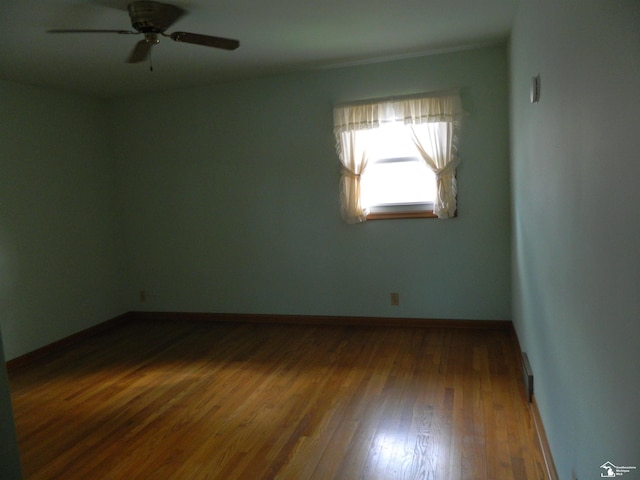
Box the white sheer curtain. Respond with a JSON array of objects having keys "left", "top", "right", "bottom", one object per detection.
[
  {"left": 410, "top": 122, "right": 460, "bottom": 218},
  {"left": 334, "top": 89, "right": 464, "bottom": 222},
  {"left": 333, "top": 104, "right": 379, "bottom": 223},
  {"left": 337, "top": 130, "right": 370, "bottom": 223}
]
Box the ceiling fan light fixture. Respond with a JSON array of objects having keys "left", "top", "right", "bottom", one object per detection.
[{"left": 144, "top": 32, "right": 160, "bottom": 44}]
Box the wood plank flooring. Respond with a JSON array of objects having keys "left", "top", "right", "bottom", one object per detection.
[{"left": 8, "top": 319, "right": 548, "bottom": 480}]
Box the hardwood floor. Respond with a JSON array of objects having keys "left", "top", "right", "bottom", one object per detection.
[{"left": 8, "top": 319, "right": 548, "bottom": 479}]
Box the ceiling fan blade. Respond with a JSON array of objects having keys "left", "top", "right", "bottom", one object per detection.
[
  {"left": 170, "top": 32, "right": 239, "bottom": 50},
  {"left": 48, "top": 29, "right": 138, "bottom": 34},
  {"left": 154, "top": 3, "right": 185, "bottom": 30},
  {"left": 127, "top": 39, "right": 153, "bottom": 63}
]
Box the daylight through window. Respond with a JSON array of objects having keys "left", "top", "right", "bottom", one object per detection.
[{"left": 359, "top": 123, "right": 437, "bottom": 211}]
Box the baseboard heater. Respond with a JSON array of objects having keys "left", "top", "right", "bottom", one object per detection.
[{"left": 522, "top": 352, "right": 534, "bottom": 403}]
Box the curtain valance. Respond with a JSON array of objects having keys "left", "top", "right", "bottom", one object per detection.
[{"left": 333, "top": 89, "right": 464, "bottom": 134}]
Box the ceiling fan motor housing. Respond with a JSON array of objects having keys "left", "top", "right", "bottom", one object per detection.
[{"left": 128, "top": 1, "right": 168, "bottom": 33}]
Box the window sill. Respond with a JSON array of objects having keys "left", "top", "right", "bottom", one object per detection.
[
  {"left": 366, "top": 210, "right": 438, "bottom": 220},
  {"left": 365, "top": 203, "right": 438, "bottom": 220},
  {"left": 364, "top": 203, "right": 458, "bottom": 220}
]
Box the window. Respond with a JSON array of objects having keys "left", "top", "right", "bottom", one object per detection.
[{"left": 333, "top": 90, "right": 464, "bottom": 223}]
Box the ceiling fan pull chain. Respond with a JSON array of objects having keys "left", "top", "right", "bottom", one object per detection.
[{"left": 149, "top": 48, "right": 154, "bottom": 72}]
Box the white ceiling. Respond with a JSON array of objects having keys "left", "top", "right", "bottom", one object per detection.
[{"left": 0, "top": 0, "right": 518, "bottom": 98}]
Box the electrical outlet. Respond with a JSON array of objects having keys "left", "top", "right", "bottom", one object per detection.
[
  {"left": 390, "top": 292, "right": 400, "bottom": 306},
  {"left": 140, "top": 290, "right": 146, "bottom": 302}
]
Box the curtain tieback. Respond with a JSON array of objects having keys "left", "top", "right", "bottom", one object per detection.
[
  {"left": 434, "top": 157, "right": 460, "bottom": 178},
  {"left": 341, "top": 166, "right": 361, "bottom": 179}
]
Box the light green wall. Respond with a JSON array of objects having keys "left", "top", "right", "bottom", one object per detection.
[
  {"left": 510, "top": 1, "right": 640, "bottom": 478},
  {"left": 111, "top": 45, "right": 512, "bottom": 320},
  {"left": 0, "top": 45, "right": 511, "bottom": 360},
  {"left": 0, "top": 81, "right": 127, "bottom": 360}
]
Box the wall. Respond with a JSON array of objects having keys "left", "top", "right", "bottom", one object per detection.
[
  {"left": 510, "top": 1, "right": 640, "bottom": 478},
  {"left": 0, "top": 329, "right": 22, "bottom": 480},
  {"left": 110, "top": 45, "right": 512, "bottom": 321},
  {"left": 0, "top": 327, "right": 21, "bottom": 479},
  {"left": 0, "top": 81, "right": 127, "bottom": 360}
]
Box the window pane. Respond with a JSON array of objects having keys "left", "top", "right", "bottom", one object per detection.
[
  {"left": 358, "top": 123, "right": 436, "bottom": 209},
  {"left": 360, "top": 123, "right": 416, "bottom": 160},
  {"left": 362, "top": 159, "right": 435, "bottom": 207}
]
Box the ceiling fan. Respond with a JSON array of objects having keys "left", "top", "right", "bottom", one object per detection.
[{"left": 48, "top": 1, "right": 239, "bottom": 64}]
